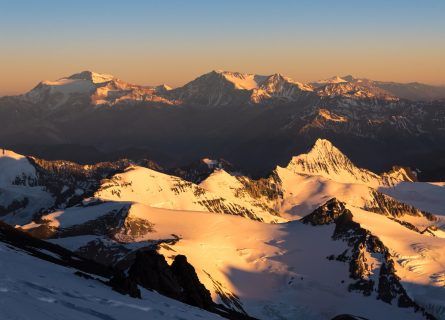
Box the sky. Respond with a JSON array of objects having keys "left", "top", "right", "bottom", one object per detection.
[{"left": 0, "top": 0, "right": 444, "bottom": 95}]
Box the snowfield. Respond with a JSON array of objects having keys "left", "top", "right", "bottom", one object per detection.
[
  {"left": 380, "top": 181, "right": 445, "bottom": 216},
  {"left": 139, "top": 206, "right": 430, "bottom": 320},
  {"left": 95, "top": 165, "right": 283, "bottom": 223},
  {"left": 1, "top": 138, "right": 445, "bottom": 319},
  {"left": 0, "top": 241, "right": 222, "bottom": 320}
]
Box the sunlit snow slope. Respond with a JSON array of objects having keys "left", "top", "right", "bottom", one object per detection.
[{"left": 3, "top": 139, "right": 445, "bottom": 320}]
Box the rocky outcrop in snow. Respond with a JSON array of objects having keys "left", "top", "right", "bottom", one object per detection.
[{"left": 303, "top": 199, "right": 436, "bottom": 319}]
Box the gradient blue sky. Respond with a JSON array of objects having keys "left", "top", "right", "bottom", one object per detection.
[{"left": 1, "top": 0, "right": 444, "bottom": 94}]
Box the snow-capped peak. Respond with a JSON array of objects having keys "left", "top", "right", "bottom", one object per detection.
[
  {"left": 306, "top": 138, "right": 343, "bottom": 156},
  {"left": 156, "top": 84, "right": 173, "bottom": 92},
  {"left": 23, "top": 71, "right": 115, "bottom": 104},
  {"left": 211, "top": 70, "right": 268, "bottom": 90},
  {"left": 67, "top": 70, "right": 115, "bottom": 84},
  {"left": 23, "top": 76, "right": 96, "bottom": 106},
  {"left": 250, "top": 73, "right": 313, "bottom": 103},
  {"left": 283, "top": 139, "right": 413, "bottom": 187},
  {"left": 171, "top": 70, "right": 313, "bottom": 105},
  {"left": 284, "top": 139, "right": 383, "bottom": 186},
  {"left": 210, "top": 70, "right": 311, "bottom": 92},
  {"left": 21, "top": 71, "right": 179, "bottom": 107},
  {"left": 313, "top": 75, "right": 349, "bottom": 86}
]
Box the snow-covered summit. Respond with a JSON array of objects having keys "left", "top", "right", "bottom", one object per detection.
[
  {"left": 22, "top": 71, "right": 109, "bottom": 106},
  {"left": 211, "top": 70, "right": 312, "bottom": 93},
  {"left": 251, "top": 73, "right": 313, "bottom": 103},
  {"left": 212, "top": 70, "right": 268, "bottom": 90},
  {"left": 170, "top": 70, "right": 313, "bottom": 105},
  {"left": 67, "top": 70, "right": 115, "bottom": 84},
  {"left": 312, "top": 75, "right": 349, "bottom": 86},
  {"left": 22, "top": 71, "right": 175, "bottom": 107},
  {"left": 32, "top": 70, "right": 115, "bottom": 95},
  {"left": 25, "top": 78, "right": 94, "bottom": 105},
  {"left": 284, "top": 139, "right": 407, "bottom": 187},
  {"left": 9, "top": 70, "right": 445, "bottom": 111}
]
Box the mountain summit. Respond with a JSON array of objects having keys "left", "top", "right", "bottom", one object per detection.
[
  {"left": 2, "top": 70, "right": 445, "bottom": 177},
  {"left": 14, "top": 70, "right": 445, "bottom": 109},
  {"left": 284, "top": 139, "right": 413, "bottom": 187},
  {"left": 66, "top": 70, "right": 115, "bottom": 84},
  {"left": 168, "top": 70, "right": 313, "bottom": 106},
  {"left": 285, "top": 139, "right": 382, "bottom": 185},
  {"left": 22, "top": 71, "right": 174, "bottom": 107}
]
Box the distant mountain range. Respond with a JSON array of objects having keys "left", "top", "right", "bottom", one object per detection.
[
  {"left": 1, "top": 70, "right": 445, "bottom": 180},
  {"left": 14, "top": 70, "right": 445, "bottom": 106}
]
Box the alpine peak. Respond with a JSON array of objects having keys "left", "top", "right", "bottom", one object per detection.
[
  {"left": 67, "top": 70, "right": 115, "bottom": 84},
  {"left": 312, "top": 75, "right": 348, "bottom": 86},
  {"left": 284, "top": 139, "right": 382, "bottom": 186}
]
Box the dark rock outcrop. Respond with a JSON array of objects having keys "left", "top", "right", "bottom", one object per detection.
[
  {"left": 301, "top": 197, "right": 346, "bottom": 225},
  {"left": 128, "top": 250, "right": 183, "bottom": 300},
  {"left": 302, "top": 198, "right": 437, "bottom": 320},
  {"left": 0, "top": 209, "right": 254, "bottom": 318},
  {"left": 331, "top": 315, "right": 368, "bottom": 320},
  {"left": 126, "top": 250, "right": 257, "bottom": 319},
  {"left": 127, "top": 251, "right": 213, "bottom": 309},
  {"left": 108, "top": 270, "right": 141, "bottom": 298},
  {"left": 171, "top": 255, "right": 214, "bottom": 309},
  {"left": 0, "top": 219, "right": 114, "bottom": 278}
]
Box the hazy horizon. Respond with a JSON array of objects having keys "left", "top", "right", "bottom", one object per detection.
[
  {"left": 2, "top": 69, "right": 445, "bottom": 97},
  {"left": 1, "top": 0, "right": 444, "bottom": 95}
]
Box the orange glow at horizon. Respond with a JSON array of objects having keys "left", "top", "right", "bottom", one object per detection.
[{"left": 1, "top": 1, "right": 444, "bottom": 95}]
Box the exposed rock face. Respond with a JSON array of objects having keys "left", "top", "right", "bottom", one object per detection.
[
  {"left": 301, "top": 198, "right": 346, "bottom": 225},
  {"left": 29, "top": 156, "right": 161, "bottom": 210},
  {"left": 236, "top": 171, "right": 283, "bottom": 203},
  {"left": 302, "top": 199, "right": 436, "bottom": 320},
  {"left": 128, "top": 251, "right": 184, "bottom": 300},
  {"left": 364, "top": 190, "right": 436, "bottom": 221},
  {"left": 0, "top": 219, "right": 113, "bottom": 278},
  {"left": 170, "top": 158, "right": 236, "bottom": 184},
  {"left": 2, "top": 71, "right": 445, "bottom": 180},
  {"left": 108, "top": 270, "right": 141, "bottom": 298},
  {"left": 0, "top": 197, "right": 29, "bottom": 216},
  {"left": 0, "top": 217, "right": 143, "bottom": 300},
  {"left": 285, "top": 139, "right": 414, "bottom": 187},
  {"left": 171, "top": 255, "right": 214, "bottom": 310},
  {"left": 127, "top": 251, "right": 214, "bottom": 310},
  {"left": 286, "top": 139, "right": 382, "bottom": 186},
  {"left": 315, "top": 81, "right": 398, "bottom": 101}
]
